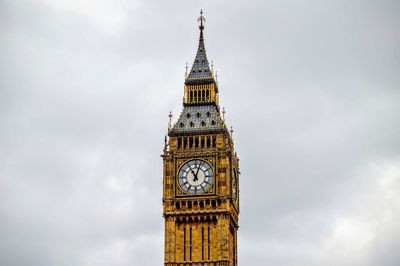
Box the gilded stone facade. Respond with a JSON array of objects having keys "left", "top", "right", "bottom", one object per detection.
[{"left": 162, "top": 11, "right": 239, "bottom": 266}]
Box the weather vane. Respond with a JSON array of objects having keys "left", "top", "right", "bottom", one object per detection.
[{"left": 198, "top": 9, "right": 206, "bottom": 29}]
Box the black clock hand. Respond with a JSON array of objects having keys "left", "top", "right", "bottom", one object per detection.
[
  {"left": 189, "top": 166, "right": 198, "bottom": 181},
  {"left": 195, "top": 161, "right": 204, "bottom": 177}
]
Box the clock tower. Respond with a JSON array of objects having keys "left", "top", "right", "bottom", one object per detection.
[{"left": 162, "top": 11, "right": 240, "bottom": 266}]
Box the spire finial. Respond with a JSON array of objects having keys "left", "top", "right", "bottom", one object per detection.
[
  {"left": 185, "top": 62, "right": 188, "bottom": 77},
  {"left": 168, "top": 111, "right": 173, "bottom": 130},
  {"left": 198, "top": 9, "right": 206, "bottom": 31}
]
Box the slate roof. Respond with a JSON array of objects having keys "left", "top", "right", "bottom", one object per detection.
[{"left": 170, "top": 105, "right": 224, "bottom": 135}]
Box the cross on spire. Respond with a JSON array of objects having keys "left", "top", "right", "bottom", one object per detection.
[{"left": 198, "top": 9, "right": 205, "bottom": 30}]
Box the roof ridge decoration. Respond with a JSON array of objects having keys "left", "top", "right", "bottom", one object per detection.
[{"left": 186, "top": 10, "right": 214, "bottom": 82}]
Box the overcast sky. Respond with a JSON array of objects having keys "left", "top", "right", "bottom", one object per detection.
[{"left": 1, "top": 0, "right": 399, "bottom": 265}]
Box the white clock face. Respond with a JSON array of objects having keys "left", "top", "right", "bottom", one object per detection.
[
  {"left": 232, "top": 168, "right": 238, "bottom": 205},
  {"left": 178, "top": 159, "right": 214, "bottom": 195}
]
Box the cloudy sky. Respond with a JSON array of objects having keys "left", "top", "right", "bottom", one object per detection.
[{"left": 1, "top": 0, "right": 399, "bottom": 265}]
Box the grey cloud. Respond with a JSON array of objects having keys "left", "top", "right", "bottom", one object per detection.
[{"left": 0, "top": 0, "right": 399, "bottom": 265}]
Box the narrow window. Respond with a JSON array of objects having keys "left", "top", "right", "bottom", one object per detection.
[
  {"left": 207, "top": 136, "right": 211, "bottom": 147},
  {"left": 190, "top": 121, "right": 194, "bottom": 128},
  {"left": 212, "top": 136, "right": 216, "bottom": 147},
  {"left": 208, "top": 226, "right": 210, "bottom": 260},
  {"left": 178, "top": 138, "right": 182, "bottom": 149},
  {"left": 183, "top": 138, "right": 187, "bottom": 149},
  {"left": 206, "top": 90, "right": 210, "bottom": 100},
  {"left": 201, "top": 137, "right": 205, "bottom": 148},
  {"left": 202, "top": 227, "right": 204, "bottom": 260},
  {"left": 190, "top": 90, "right": 193, "bottom": 103},
  {"left": 201, "top": 121, "right": 206, "bottom": 127},
  {"left": 190, "top": 227, "right": 192, "bottom": 261},
  {"left": 206, "top": 111, "right": 211, "bottom": 117},
  {"left": 184, "top": 226, "right": 186, "bottom": 261},
  {"left": 195, "top": 137, "right": 199, "bottom": 148},
  {"left": 186, "top": 113, "right": 191, "bottom": 118},
  {"left": 179, "top": 122, "right": 184, "bottom": 128},
  {"left": 189, "top": 137, "right": 193, "bottom": 148},
  {"left": 196, "top": 112, "right": 201, "bottom": 118},
  {"left": 211, "top": 120, "right": 216, "bottom": 126}
]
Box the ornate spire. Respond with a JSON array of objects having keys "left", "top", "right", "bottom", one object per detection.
[{"left": 186, "top": 10, "right": 213, "bottom": 82}]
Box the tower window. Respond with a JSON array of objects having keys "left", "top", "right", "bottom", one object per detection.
[
  {"left": 208, "top": 226, "right": 211, "bottom": 260},
  {"left": 206, "top": 111, "right": 211, "bottom": 117},
  {"left": 211, "top": 120, "right": 216, "bottom": 126},
  {"left": 178, "top": 138, "right": 182, "bottom": 149},
  {"left": 190, "top": 121, "right": 194, "bottom": 128},
  {"left": 201, "top": 121, "right": 206, "bottom": 127},
  {"left": 189, "top": 137, "right": 193, "bottom": 148},
  {"left": 186, "top": 113, "right": 191, "bottom": 118},
  {"left": 179, "top": 122, "right": 184, "bottom": 128},
  {"left": 196, "top": 112, "right": 201, "bottom": 118}
]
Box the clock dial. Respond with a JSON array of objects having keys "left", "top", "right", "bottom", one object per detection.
[
  {"left": 178, "top": 159, "right": 214, "bottom": 195},
  {"left": 232, "top": 168, "right": 238, "bottom": 205}
]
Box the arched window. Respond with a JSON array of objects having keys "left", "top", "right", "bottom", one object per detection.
[
  {"left": 211, "top": 120, "right": 216, "bottom": 126},
  {"left": 186, "top": 113, "right": 191, "bottom": 118},
  {"left": 206, "top": 111, "right": 211, "bottom": 117},
  {"left": 180, "top": 122, "right": 185, "bottom": 128},
  {"left": 201, "top": 121, "right": 206, "bottom": 127},
  {"left": 178, "top": 138, "right": 182, "bottom": 149},
  {"left": 189, "top": 137, "right": 193, "bottom": 148},
  {"left": 196, "top": 112, "right": 201, "bottom": 118},
  {"left": 190, "top": 121, "right": 195, "bottom": 128}
]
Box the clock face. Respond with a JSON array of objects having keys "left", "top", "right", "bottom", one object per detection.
[
  {"left": 178, "top": 159, "right": 214, "bottom": 195},
  {"left": 232, "top": 168, "right": 238, "bottom": 205}
]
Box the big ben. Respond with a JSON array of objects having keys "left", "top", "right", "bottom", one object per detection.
[{"left": 162, "top": 10, "right": 240, "bottom": 266}]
